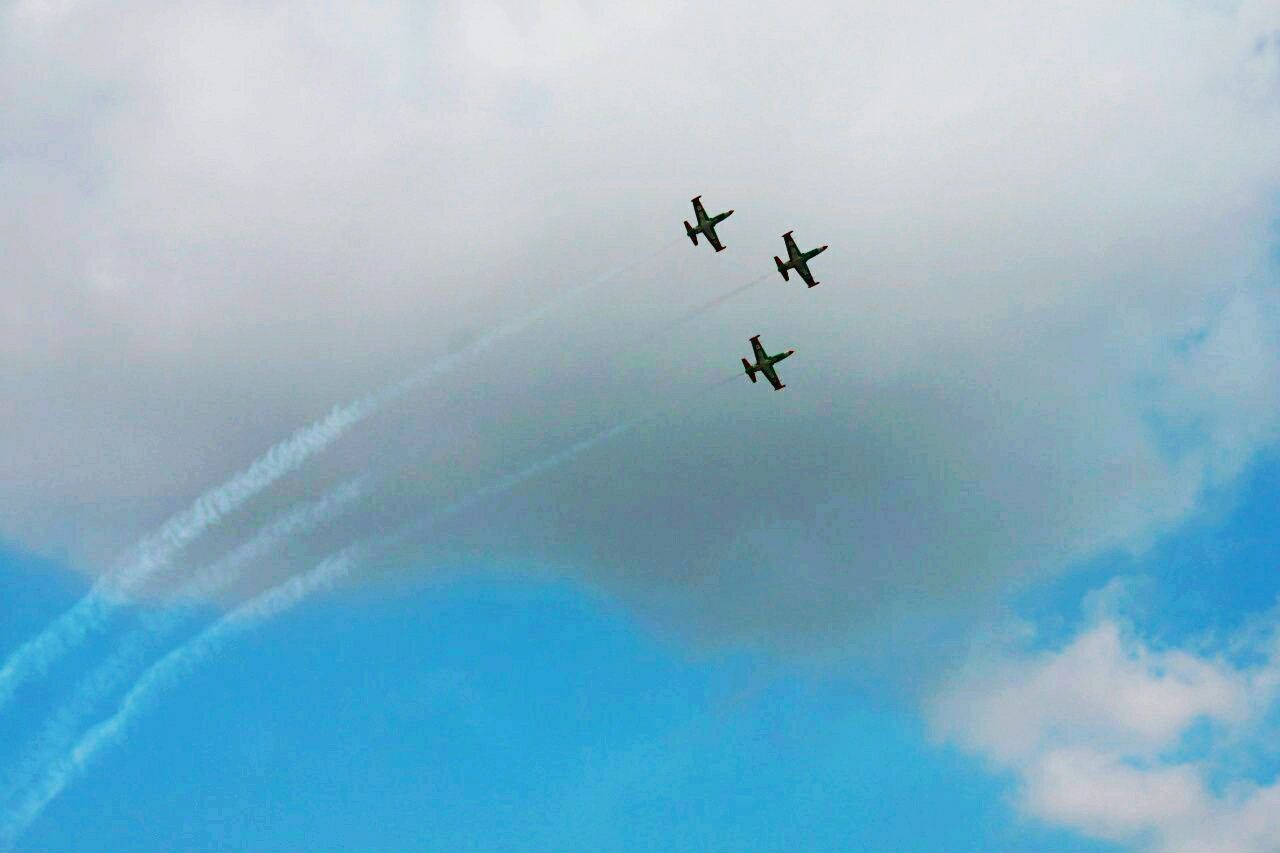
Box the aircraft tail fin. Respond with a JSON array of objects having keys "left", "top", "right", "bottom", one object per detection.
[
  {"left": 742, "top": 358, "right": 757, "bottom": 382},
  {"left": 774, "top": 256, "right": 789, "bottom": 281},
  {"left": 684, "top": 221, "right": 698, "bottom": 246}
]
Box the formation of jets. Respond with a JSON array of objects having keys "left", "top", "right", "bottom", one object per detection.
[{"left": 685, "top": 195, "right": 826, "bottom": 391}]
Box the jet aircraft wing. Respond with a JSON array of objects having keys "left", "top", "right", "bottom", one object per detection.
[
  {"left": 691, "top": 196, "right": 708, "bottom": 223},
  {"left": 750, "top": 334, "right": 768, "bottom": 363},
  {"left": 760, "top": 362, "right": 785, "bottom": 390},
  {"left": 783, "top": 231, "right": 801, "bottom": 261},
  {"left": 703, "top": 225, "right": 724, "bottom": 252},
  {"left": 794, "top": 259, "right": 817, "bottom": 288}
]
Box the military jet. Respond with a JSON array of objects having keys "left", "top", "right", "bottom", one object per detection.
[
  {"left": 684, "top": 196, "right": 734, "bottom": 252},
  {"left": 742, "top": 335, "right": 794, "bottom": 391},
  {"left": 773, "top": 231, "right": 828, "bottom": 287}
]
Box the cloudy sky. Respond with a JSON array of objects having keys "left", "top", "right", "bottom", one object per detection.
[{"left": 2, "top": 0, "right": 1279, "bottom": 849}]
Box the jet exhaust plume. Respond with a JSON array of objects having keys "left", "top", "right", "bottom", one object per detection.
[
  {"left": 707, "top": 372, "right": 748, "bottom": 389},
  {"left": 0, "top": 550, "right": 359, "bottom": 850},
  {"left": 0, "top": 419, "right": 642, "bottom": 846},
  {"left": 1, "top": 345, "right": 737, "bottom": 844},
  {"left": 667, "top": 273, "right": 773, "bottom": 332},
  {"left": 0, "top": 255, "right": 649, "bottom": 716},
  {"left": 0, "top": 481, "right": 364, "bottom": 812},
  {"left": 617, "top": 272, "right": 773, "bottom": 354}
]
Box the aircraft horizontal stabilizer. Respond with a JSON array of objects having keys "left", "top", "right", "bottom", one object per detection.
[
  {"left": 742, "top": 358, "right": 757, "bottom": 382},
  {"left": 774, "top": 256, "right": 789, "bottom": 281},
  {"left": 684, "top": 221, "right": 698, "bottom": 245}
]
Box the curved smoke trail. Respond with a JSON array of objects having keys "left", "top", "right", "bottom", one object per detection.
[
  {"left": 0, "top": 419, "right": 638, "bottom": 847},
  {"left": 0, "top": 257, "right": 648, "bottom": 716},
  {"left": 0, "top": 479, "right": 365, "bottom": 812}
]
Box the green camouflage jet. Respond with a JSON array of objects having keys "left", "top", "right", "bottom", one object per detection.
[
  {"left": 773, "top": 230, "right": 828, "bottom": 287},
  {"left": 684, "top": 195, "right": 734, "bottom": 252},
  {"left": 742, "top": 334, "right": 795, "bottom": 391}
]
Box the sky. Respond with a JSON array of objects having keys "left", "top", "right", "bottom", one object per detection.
[{"left": 2, "top": 0, "right": 1280, "bottom": 850}]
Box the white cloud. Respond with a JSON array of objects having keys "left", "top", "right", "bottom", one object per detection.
[
  {"left": 934, "top": 619, "right": 1252, "bottom": 762},
  {"left": 1, "top": 0, "right": 1279, "bottom": 650},
  {"left": 930, "top": 588, "right": 1280, "bottom": 852},
  {"left": 1024, "top": 747, "right": 1210, "bottom": 846}
]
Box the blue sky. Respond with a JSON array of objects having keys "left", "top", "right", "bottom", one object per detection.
[
  {"left": 3, "top": 2, "right": 1280, "bottom": 851},
  {"left": 1016, "top": 447, "right": 1280, "bottom": 653},
  {"left": 3, "top": 453, "right": 1279, "bottom": 851},
  {"left": 1, "top": 542, "right": 1124, "bottom": 852}
]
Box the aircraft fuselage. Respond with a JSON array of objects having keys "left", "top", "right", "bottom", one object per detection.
[
  {"left": 785, "top": 245, "right": 827, "bottom": 267},
  {"left": 686, "top": 197, "right": 733, "bottom": 251},
  {"left": 697, "top": 210, "right": 732, "bottom": 232},
  {"left": 751, "top": 349, "right": 793, "bottom": 371}
]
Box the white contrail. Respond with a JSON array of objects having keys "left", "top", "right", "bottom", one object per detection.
[
  {"left": 0, "top": 420, "right": 637, "bottom": 848},
  {"left": 0, "top": 259, "right": 642, "bottom": 715},
  {"left": 0, "top": 480, "right": 365, "bottom": 812},
  {"left": 0, "top": 552, "right": 359, "bottom": 850}
]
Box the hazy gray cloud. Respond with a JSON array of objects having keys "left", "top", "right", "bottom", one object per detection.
[{"left": 3, "top": 0, "right": 1280, "bottom": 651}]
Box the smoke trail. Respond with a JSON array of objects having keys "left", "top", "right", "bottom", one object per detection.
[
  {"left": 666, "top": 273, "right": 772, "bottom": 332},
  {"left": 0, "top": 256, "right": 649, "bottom": 715},
  {"left": 0, "top": 421, "right": 638, "bottom": 848},
  {"left": 0, "top": 480, "right": 365, "bottom": 812},
  {"left": 0, "top": 411, "right": 639, "bottom": 810},
  {"left": 1, "top": 364, "right": 746, "bottom": 844},
  {"left": 0, "top": 551, "right": 358, "bottom": 850},
  {"left": 707, "top": 372, "right": 748, "bottom": 389},
  {"left": 616, "top": 272, "right": 772, "bottom": 355}
]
